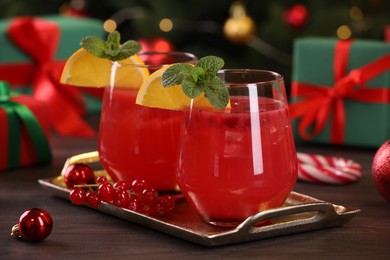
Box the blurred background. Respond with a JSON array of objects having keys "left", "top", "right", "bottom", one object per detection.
[{"left": 1, "top": 0, "right": 389, "bottom": 87}]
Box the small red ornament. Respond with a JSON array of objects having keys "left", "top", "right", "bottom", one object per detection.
[
  {"left": 62, "top": 7, "right": 89, "bottom": 17},
  {"left": 11, "top": 208, "right": 53, "bottom": 242},
  {"left": 64, "top": 163, "right": 95, "bottom": 189},
  {"left": 385, "top": 26, "right": 390, "bottom": 43},
  {"left": 372, "top": 140, "right": 390, "bottom": 201},
  {"left": 283, "top": 4, "right": 309, "bottom": 29},
  {"left": 138, "top": 37, "right": 175, "bottom": 53},
  {"left": 60, "top": 0, "right": 89, "bottom": 17},
  {"left": 137, "top": 37, "right": 175, "bottom": 66}
]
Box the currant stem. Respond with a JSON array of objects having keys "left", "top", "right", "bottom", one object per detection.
[{"left": 74, "top": 184, "right": 99, "bottom": 188}]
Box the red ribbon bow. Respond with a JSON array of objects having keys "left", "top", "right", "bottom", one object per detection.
[
  {"left": 3, "top": 17, "right": 95, "bottom": 137},
  {"left": 289, "top": 39, "right": 390, "bottom": 144}
]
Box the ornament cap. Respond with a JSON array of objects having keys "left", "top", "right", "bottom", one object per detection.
[{"left": 11, "top": 224, "right": 21, "bottom": 239}]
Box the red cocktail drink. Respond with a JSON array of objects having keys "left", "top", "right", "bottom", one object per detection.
[
  {"left": 98, "top": 52, "right": 196, "bottom": 191},
  {"left": 176, "top": 69, "right": 297, "bottom": 226},
  {"left": 99, "top": 88, "right": 184, "bottom": 190}
]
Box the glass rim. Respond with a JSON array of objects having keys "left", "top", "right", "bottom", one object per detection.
[
  {"left": 111, "top": 51, "right": 197, "bottom": 69},
  {"left": 218, "top": 69, "right": 284, "bottom": 86}
]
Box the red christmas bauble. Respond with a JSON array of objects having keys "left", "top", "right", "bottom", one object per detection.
[
  {"left": 137, "top": 37, "right": 175, "bottom": 66},
  {"left": 138, "top": 37, "right": 174, "bottom": 53},
  {"left": 372, "top": 140, "right": 390, "bottom": 201},
  {"left": 13, "top": 208, "right": 53, "bottom": 242},
  {"left": 283, "top": 4, "right": 309, "bottom": 29},
  {"left": 64, "top": 163, "right": 95, "bottom": 189}
]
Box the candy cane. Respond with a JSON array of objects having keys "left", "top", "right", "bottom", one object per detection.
[{"left": 297, "top": 152, "right": 362, "bottom": 184}]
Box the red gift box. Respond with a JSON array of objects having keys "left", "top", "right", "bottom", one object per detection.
[
  {"left": 0, "top": 16, "right": 99, "bottom": 137},
  {"left": 0, "top": 81, "right": 51, "bottom": 171}
]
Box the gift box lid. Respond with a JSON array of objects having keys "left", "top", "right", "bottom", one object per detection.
[
  {"left": 292, "top": 37, "right": 390, "bottom": 88},
  {"left": 0, "top": 15, "right": 104, "bottom": 62}
]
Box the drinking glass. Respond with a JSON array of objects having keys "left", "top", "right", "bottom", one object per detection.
[
  {"left": 98, "top": 52, "right": 197, "bottom": 191},
  {"left": 176, "top": 69, "right": 298, "bottom": 226}
]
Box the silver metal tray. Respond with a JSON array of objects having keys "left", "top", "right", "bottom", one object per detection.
[{"left": 39, "top": 176, "right": 360, "bottom": 247}]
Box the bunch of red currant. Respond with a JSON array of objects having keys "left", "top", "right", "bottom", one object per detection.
[{"left": 64, "top": 164, "right": 175, "bottom": 217}]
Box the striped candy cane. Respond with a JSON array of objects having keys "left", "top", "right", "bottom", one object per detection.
[{"left": 297, "top": 152, "right": 362, "bottom": 184}]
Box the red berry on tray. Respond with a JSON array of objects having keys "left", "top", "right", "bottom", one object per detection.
[
  {"left": 86, "top": 191, "right": 101, "bottom": 207},
  {"left": 67, "top": 176, "right": 176, "bottom": 216},
  {"left": 113, "top": 189, "right": 130, "bottom": 208},
  {"left": 69, "top": 188, "right": 86, "bottom": 205},
  {"left": 131, "top": 179, "right": 149, "bottom": 194},
  {"left": 98, "top": 182, "right": 115, "bottom": 202},
  {"left": 96, "top": 176, "right": 108, "bottom": 184},
  {"left": 141, "top": 188, "right": 159, "bottom": 205}
]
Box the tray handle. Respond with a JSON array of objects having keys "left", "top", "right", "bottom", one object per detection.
[{"left": 236, "top": 202, "right": 338, "bottom": 236}]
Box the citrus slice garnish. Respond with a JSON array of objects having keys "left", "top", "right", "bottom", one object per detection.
[
  {"left": 135, "top": 65, "right": 214, "bottom": 110},
  {"left": 60, "top": 48, "right": 150, "bottom": 89}
]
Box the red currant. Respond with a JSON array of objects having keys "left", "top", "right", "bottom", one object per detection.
[
  {"left": 11, "top": 208, "right": 53, "bottom": 242},
  {"left": 96, "top": 176, "right": 108, "bottom": 184},
  {"left": 131, "top": 179, "right": 149, "bottom": 194},
  {"left": 113, "top": 189, "right": 130, "bottom": 208},
  {"left": 113, "top": 180, "right": 129, "bottom": 191},
  {"left": 128, "top": 196, "right": 142, "bottom": 212},
  {"left": 98, "top": 182, "right": 115, "bottom": 202},
  {"left": 140, "top": 204, "right": 157, "bottom": 217},
  {"left": 64, "top": 163, "right": 95, "bottom": 189},
  {"left": 69, "top": 188, "right": 86, "bottom": 205},
  {"left": 66, "top": 176, "right": 176, "bottom": 216},
  {"left": 86, "top": 191, "right": 101, "bottom": 207},
  {"left": 159, "top": 195, "right": 175, "bottom": 213},
  {"left": 141, "top": 188, "right": 158, "bottom": 205},
  {"left": 154, "top": 198, "right": 165, "bottom": 216}
]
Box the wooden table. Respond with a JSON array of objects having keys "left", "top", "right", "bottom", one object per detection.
[{"left": 1, "top": 115, "right": 389, "bottom": 259}]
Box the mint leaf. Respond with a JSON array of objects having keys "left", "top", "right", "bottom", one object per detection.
[
  {"left": 182, "top": 79, "right": 202, "bottom": 98},
  {"left": 196, "top": 56, "right": 224, "bottom": 77},
  {"left": 162, "top": 64, "right": 193, "bottom": 86},
  {"left": 162, "top": 55, "right": 229, "bottom": 109},
  {"left": 203, "top": 77, "right": 229, "bottom": 109},
  {"left": 110, "top": 40, "right": 141, "bottom": 61},
  {"left": 80, "top": 36, "right": 110, "bottom": 59},
  {"left": 80, "top": 31, "right": 141, "bottom": 61},
  {"left": 190, "top": 66, "right": 204, "bottom": 82},
  {"left": 107, "top": 31, "right": 121, "bottom": 47}
]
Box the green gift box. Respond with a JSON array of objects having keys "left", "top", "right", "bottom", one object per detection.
[
  {"left": 0, "top": 15, "right": 105, "bottom": 137},
  {"left": 0, "top": 15, "right": 103, "bottom": 66},
  {"left": 290, "top": 37, "right": 390, "bottom": 148}
]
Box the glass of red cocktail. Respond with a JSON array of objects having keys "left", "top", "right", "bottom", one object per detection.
[
  {"left": 98, "top": 52, "right": 197, "bottom": 191},
  {"left": 176, "top": 69, "right": 298, "bottom": 226}
]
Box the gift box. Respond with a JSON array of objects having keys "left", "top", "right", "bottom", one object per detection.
[
  {"left": 289, "top": 38, "right": 390, "bottom": 147},
  {"left": 0, "top": 15, "right": 105, "bottom": 137},
  {"left": 0, "top": 81, "right": 51, "bottom": 171}
]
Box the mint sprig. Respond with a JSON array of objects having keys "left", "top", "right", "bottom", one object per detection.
[
  {"left": 161, "top": 56, "right": 229, "bottom": 109},
  {"left": 80, "top": 31, "right": 141, "bottom": 61}
]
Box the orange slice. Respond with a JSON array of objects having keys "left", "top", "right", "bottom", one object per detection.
[
  {"left": 60, "top": 48, "right": 150, "bottom": 89},
  {"left": 135, "top": 65, "right": 215, "bottom": 110}
]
